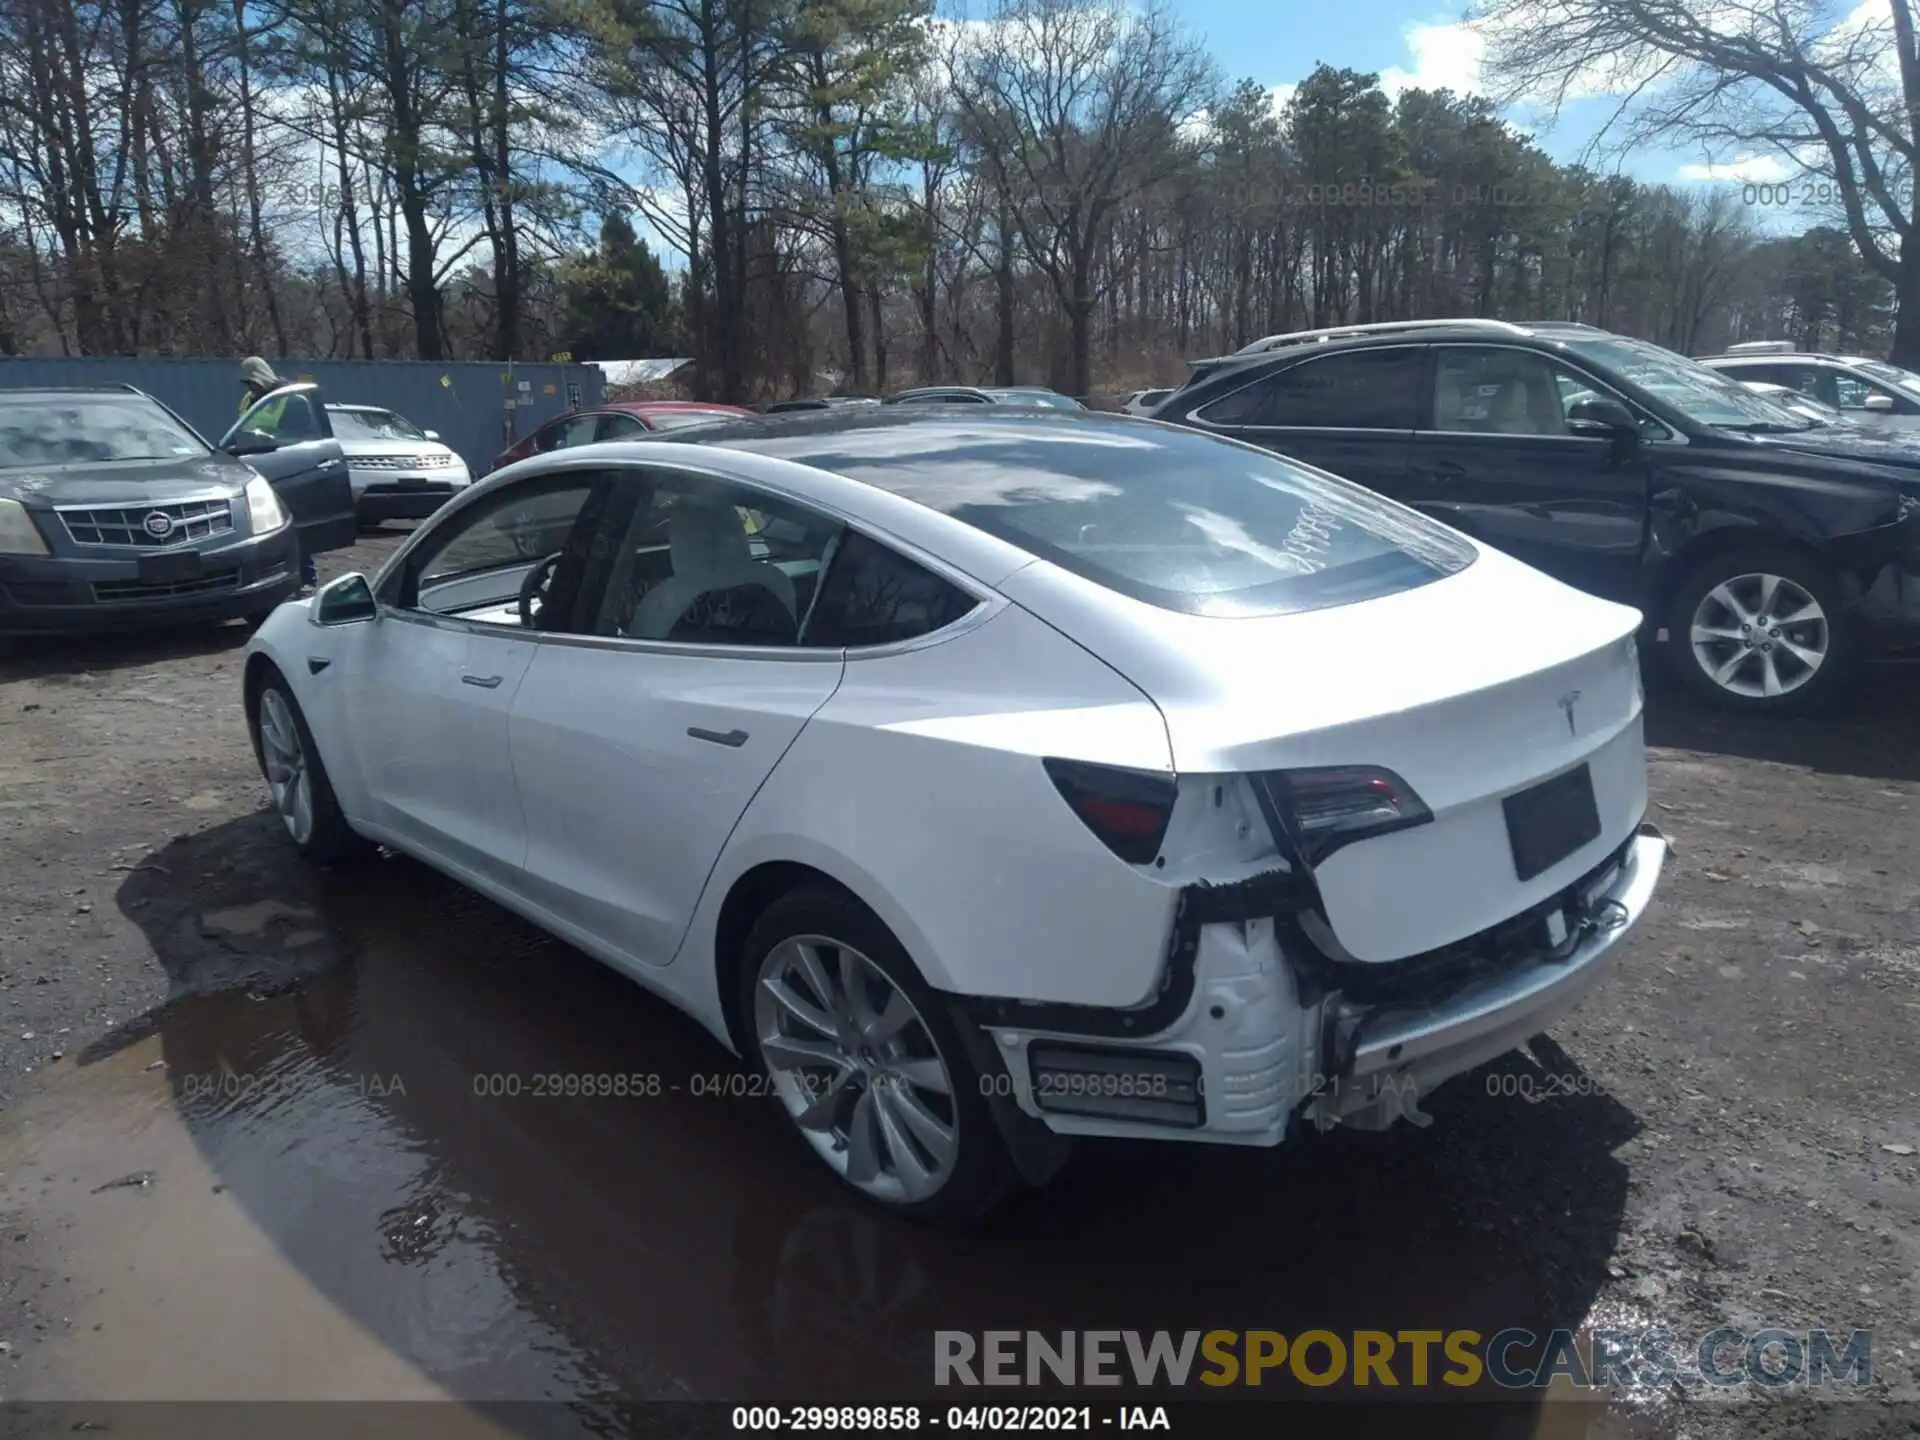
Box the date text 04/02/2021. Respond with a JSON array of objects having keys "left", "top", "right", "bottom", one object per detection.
[{"left": 730, "top": 1407, "right": 1172, "bottom": 1432}]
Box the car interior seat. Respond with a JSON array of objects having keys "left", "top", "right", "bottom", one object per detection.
[{"left": 625, "top": 500, "right": 798, "bottom": 642}]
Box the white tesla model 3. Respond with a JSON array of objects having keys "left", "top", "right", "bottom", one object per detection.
[{"left": 242, "top": 409, "right": 1669, "bottom": 1223}]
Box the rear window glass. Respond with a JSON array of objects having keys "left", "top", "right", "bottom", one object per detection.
[
  {"left": 731, "top": 417, "right": 1474, "bottom": 617},
  {"left": 0, "top": 395, "right": 207, "bottom": 468}
]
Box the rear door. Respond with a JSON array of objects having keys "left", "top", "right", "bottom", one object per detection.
[
  {"left": 1186, "top": 346, "right": 1421, "bottom": 497},
  {"left": 1405, "top": 344, "right": 1649, "bottom": 604},
  {"left": 221, "top": 383, "right": 357, "bottom": 554},
  {"left": 507, "top": 462, "right": 847, "bottom": 968}
]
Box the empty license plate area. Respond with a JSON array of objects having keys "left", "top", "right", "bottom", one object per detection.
[
  {"left": 1503, "top": 763, "right": 1602, "bottom": 883},
  {"left": 136, "top": 550, "right": 203, "bottom": 584}
]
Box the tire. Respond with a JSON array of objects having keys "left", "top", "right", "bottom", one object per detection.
[
  {"left": 1663, "top": 543, "right": 1860, "bottom": 714},
  {"left": 248, "top": 670, "right": 369, "bottom": 866},
  {"left": 738, "top": 885, "right": 1017, "bottom": 1226}
]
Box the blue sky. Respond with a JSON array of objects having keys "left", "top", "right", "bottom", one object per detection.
[{"left": 1173, "top": 0, "right": 1804, "bottom": 204}]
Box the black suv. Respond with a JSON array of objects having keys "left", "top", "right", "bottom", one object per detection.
[
  {"left": 1153, "top": 319, "right": 1920, "bottom": 713},
  {"left": 0, "top": 384, "right": 355, "bottom": 635}
]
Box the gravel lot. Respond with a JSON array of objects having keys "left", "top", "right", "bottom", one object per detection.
[{"left": 0, "top": 528, "right": 1916, "bottom": 1434}]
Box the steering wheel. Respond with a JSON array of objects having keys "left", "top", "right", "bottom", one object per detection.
[{"left": 517, "top": 552, "right": 564, "bottom": 629}]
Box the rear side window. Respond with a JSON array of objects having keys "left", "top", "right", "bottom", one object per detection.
[
  {"left": 1197, "top": 349, "right": 1422, "bottom": 429},
  {"left": 805, "top": 531, "right": 978, "bottom": 647}
]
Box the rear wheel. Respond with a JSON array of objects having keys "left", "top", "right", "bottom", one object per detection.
[
  {"left": 1664, "top": 545, "right": 1859, "bottom": 714},
  {"left": 739, "top": 886, "right": 1015, "bottom": 1226},
  {"left": 249, "top": 673, "right": 368, "bottom": 865}
]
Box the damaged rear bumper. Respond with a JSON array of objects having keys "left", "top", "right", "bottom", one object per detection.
[{"left": 969, "top": 825, "right": 1669, "bottom": 1147}]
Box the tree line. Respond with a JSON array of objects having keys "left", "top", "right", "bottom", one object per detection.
[{"left": 0, "top": 0, "right": 1900, "bottom": 400}]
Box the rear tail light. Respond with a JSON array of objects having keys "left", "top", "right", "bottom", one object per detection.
[
  {"left": 1043, "top": 758, "right": 1177, "bottom": 864},
  {"left": 1260, "top": 766, "right": 1431, "bottom": 865}
]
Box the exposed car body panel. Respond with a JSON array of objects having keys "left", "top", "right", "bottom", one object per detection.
[{"left": 680, "top": 599, "right": 1181, "bottom": 1009}]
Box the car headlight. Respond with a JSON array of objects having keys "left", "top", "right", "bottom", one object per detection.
[
  {"left": 245, "top": 476, "right": 289, "bottom": 534},
  {"left": 0, "top": 497, "right": 49, "bottom": 555}
]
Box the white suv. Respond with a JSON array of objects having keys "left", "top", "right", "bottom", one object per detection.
[{"left": 1698, "top": 344, "right": 1920, "bottom": 433}]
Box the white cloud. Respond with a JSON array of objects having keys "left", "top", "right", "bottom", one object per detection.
[
  {"left": 1675, "top": 154, "right": 1794, "bottom": 184},
  {"left": 1378, "top": 20, "right": 1488, "bottom": 99},
  {"left": 1265, "top": 82, "right": 1297, "bottom": 115}
]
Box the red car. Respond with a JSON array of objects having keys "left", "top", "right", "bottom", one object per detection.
[{"left": 488, "top": 400, "right": 753, "bottom": 473}]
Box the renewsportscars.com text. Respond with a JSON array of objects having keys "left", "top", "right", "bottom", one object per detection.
[{"left": 934, "top": 1328, "right": 1872, "bottom": 1391}]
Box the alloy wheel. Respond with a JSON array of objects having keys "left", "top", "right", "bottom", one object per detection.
[
  {"left": 754, "top": 935, "right": 959, "bottom": 1204},
  {"left": 1688, "top": 571, "right": 1829, "bottom": 700},
  {"left": 257, "top": 689, "right": 315, "bottom": 845}
]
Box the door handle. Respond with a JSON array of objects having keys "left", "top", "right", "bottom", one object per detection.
[
  {"left": 1429, "top": 460, "right": 1467, "bottom": 481},
  {"left": 687, "top": 726, "right": 749, "bottom": 748},
  {"left": 461, "top": 673, "right": 504, "bottom": 689}
]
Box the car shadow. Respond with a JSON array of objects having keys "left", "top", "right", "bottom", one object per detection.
[
  {"left": 0, "top": 619, "right": 256, "bottom": 682},
  {"left": 1642, "top": 649, "right": 1920, "bottom": 785},
  {"left": 90, "top": 813, "right": 1639, "bottom": 1427}
]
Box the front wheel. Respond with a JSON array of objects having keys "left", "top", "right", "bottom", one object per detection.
[
  {"left": 739, "top": 886, "right": 1016, "bottom": 1226},
  {"left": 249, "top": 673, "right": 368, "bottom": 865},
  {"left": 1664, "top": 545, "right": 1860, "bottom": 714}
]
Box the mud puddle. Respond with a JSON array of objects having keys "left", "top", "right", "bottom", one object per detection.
[{"left": 0, "top": 816, "right": 1660, "bottom": 1436}]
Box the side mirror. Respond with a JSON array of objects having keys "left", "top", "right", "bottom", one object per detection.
[
  {"left": 1863, "top": 393, "right": 1896, "bottom": 413},
  {"left": 423, "top": 429, "right": 441, "bottom": 441},
  {"left": 1567, "top": 395, "right": 1638, "bottom": 436},
  {"left": 310, "top": 572, "right": 378, "bottom": 626},
  {"left": 226, "top": 431, "right": 278, "bottom": 457}
]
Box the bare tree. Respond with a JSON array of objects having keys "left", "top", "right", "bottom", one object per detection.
[
  {"left": 1473, "top": 0, "right": 1920, "bottom": 362},
  {"left": 956, "top": 0, "right": 1215, "bottom": 396}
]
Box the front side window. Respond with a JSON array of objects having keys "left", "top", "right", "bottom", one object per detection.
[
  {"left": 1851, "top": 359, "right": 1920, "bottom": 400},
  {"left": 598, "top": 413, "right": 649, "bottom": 440},
  {"left": 540, "top": 414, "right": 602, "bottom": 452},
  {"left": 1197, "top": 348, "right": 1422, "bottom": 429},
  {"left": 1434, "top": 348, "right": 1603, "bottom": 436},
  {"left": 399, "top": 479, "right": 601, "bottom": 627},
  {"left": 0, "top": 395, "right": 208, "bottom": 468},
  {"left": 593, "top": 471, "right": 841, "bottom": 645},
  {"left": 241, "top": 390, "right": 323, "bottom": 444},
  {"left": 806, "top": 531, "right": 980, "bottom": 647}
]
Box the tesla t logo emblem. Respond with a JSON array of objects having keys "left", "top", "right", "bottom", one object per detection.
[
  {"left": 1558, "top": 690, "right": 1583, "bottom": 736},
  {"left": 142, "top": 511, "right": 174, "bottom": 538}
]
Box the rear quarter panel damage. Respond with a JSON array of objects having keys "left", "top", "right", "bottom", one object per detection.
[{"left": 685, "top": 601, "right": 1184, "bottom": 1010}]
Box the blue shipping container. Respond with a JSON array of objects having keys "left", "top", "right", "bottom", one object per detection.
[{"left": 0, "top": 356, "right": 606, "bottom": 475}]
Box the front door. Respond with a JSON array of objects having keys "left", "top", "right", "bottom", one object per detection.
[
  {"left": 347, "top": 471, "right": 611, "bottom": 884},
  {"left": 221, "top": 383, "right": 357, "bottom": 554},
  {"left": 1405, "top": 345, "right": 1649, "bottom": 605},
  {"left": 508, "top": 464, "right": 847, "bottom": 968}
]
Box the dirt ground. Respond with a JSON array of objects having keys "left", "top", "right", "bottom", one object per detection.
[{"left": 1, "top": 529, "right": 1917, "bottom": 1437}]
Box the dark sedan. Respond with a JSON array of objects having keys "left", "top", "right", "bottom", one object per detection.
[{"left": 0, "top": 387, "right": 322, "bottom": 635}]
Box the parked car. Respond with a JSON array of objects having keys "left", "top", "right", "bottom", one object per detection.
[
  {"left": 885, "top": 386, "right": 1086, "bottom": 410},
  {"left": 1697, "top": 343, "right": 1920, "bottom": 433},
  {"left": 1156, "top": 318, "right": 1920, "bottom": 714},
  {"left": 0, "top": 385, "right": 323, "bottom": 635},
  {"left": 488, "top": 401, "right": 754, "bottom": 472},
  {"left": 1120, "top": 388, "right": 1175, "bottom": 416},
  {"left": 242, "top": 408, "right": 1669, "bottom": 1222},
  {"left": 324, "top": 403, "right": 472, "bottom": 527}
]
